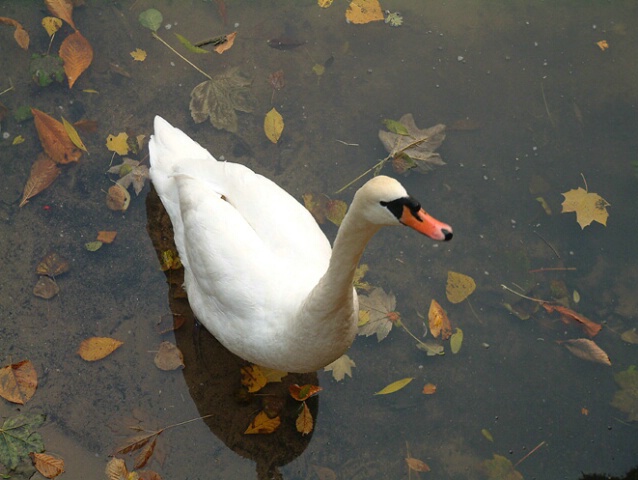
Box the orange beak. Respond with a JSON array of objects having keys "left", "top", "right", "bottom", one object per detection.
[{"left": 400, "top": 206, "right": 453, "bottom": 242}]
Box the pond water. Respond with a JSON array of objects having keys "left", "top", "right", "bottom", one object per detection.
[{"left": 0, "top": 1, "right": 637, "bottom": 479}]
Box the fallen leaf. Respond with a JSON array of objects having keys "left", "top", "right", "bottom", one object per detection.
[
  {"left": 20, "top": 154, "right": 61, "bottom": 207},
  {"left": 302, "top": 193, "right": 347, "bottom": 226},
  {"left": 312, "top": 466, "right": 337, "bottom": 480},
  {"left": 175, "top": 33, "right": 209, "bottom": 53},
  {"left": 134, "top": 436, "right": 157, "bottom": 469},
  {"left": 77, "top": 337, "right": 123, "bottom": 361},
  {"left": 241, "top": 364, "right": 268, "bottom": 393},
  {"left": 422, "top": 383, "right": 437, "bottom": 395},
  {"left": 610, "top": 365, "right": 638, "bottom": 422},
  {"left": 345, "top": 0, "right": 384, "bottom": 24},
  {"left": 620, "top": 328, "right": 638, "bottom": 344},
  {"left": 357, "top": 287, "right": 399, "bottom": 342},
  {"left": 106, "top": 184, "right": 131, "bottom": 212},
  {"left": 353, "top": 264, "right": 372, "bottom": 291},
  {"left": 61, "top": 116, "right": 88, "bottom": 153},
  {"left": 36, "top": 252, "right": 69, "bottom": 277},
  {"left": 0, "top": 413, "right": 45, "bottom": 470},
  {"left": 41, "top": 16, "right": 62, "bottom": 37},
  {"left": 30, "top": 452, "right": 65, "bottom": 479},
  {"left": 541, "top": 302, "right": 601, "bottom": 337},
  {"left": 289, "top": 384, "right": 322, "bottom": 401},
  {"left": 482, "top": 453, "right": 523, "bottom": 480},
  {"left": 296, "top": 402, "right": 314, "bottom": 435},
  {"left": 0, "top": 360, "right": 38, "bottom": 404},
  {"left": 213, "top": 31, "right": 237, "bottom": 54},
  {"left": 581, "top": 407, "right": 589, "bottom": 416},
  {"left": 130, "top": 48, "right": 147, "bottom": 61},
  {"left": 559, "top": 338, "right": 611, "bottom": 366},
  {"left": 448, "top": 117, "right": 481, "bottom": 131},
  {"left": 108, "top": 158, "right": 149, "bottom": 195},
  {"left": 260, "top": 367, "right": 287, "bottom": 383},
  {"left": 138, "top": 8, "right": 163, "bottom": 32},
  {"left": 97, "top": 231, "right": 117, "bottom": 243},
  {"left": 0, "top": 16, "right": 30, "bottom": 50},
  {"left": 481, "top": 428, "right": 494, "bottom": 442},
  {"left": 159, "top": 250, "right": 182, "bottom": 271},
  {"left": 561, "top": 186, "right": 610, "bottom": 229},
  {"left": 264, "top": 107, "right": 284, "bottom": 143},
  {"left": 105, "top": 457, "right": 130, "bottom": 480},
  {"left": 244, "top": 411, "right": 281, "bottom": 434},
  {"left": 268, "top": 70, "right": 285, "bottom": 90},
  {"left": 45, "top": 0, "right": 76, "bottom": 30},
  {"left": 59, "top": 31, "right": 93, "bottom": 88},
  {"left": 33, "top": 276, "right": 59, "bottom": 299},
  {"left": 326, "top": 199, "right": 347, "bottom": 226},
  {"left": 450, "top": 327, "right": 463, "bottom": 354},
  {"left": 406, "top": 456, "right": 430, "bottom": 472},
  {"left": 374, "top": 377, "right": 413, "bottom": 395},
  {"left": 318, "top": 0, "right": 334, "bottom": 7},
  {"left": 324, "top": 354, "right": 356, "bottom": 381},
  {"left": 154, "top": 341, "right": 184, "bottom": 370},
  {"left": 32, "top": 108, "right": 82, "bottom": 164},
  {"left": 106, "top": 132, "right": 129, "bottom": 155},
  {"left": 428, "top": 299, "right": 452, "bottom": 339},
  {"left": 85, "top": 241, "right": 102, "bottom": 252},
  {"left": 596, "top": 40, "right": 609, "bottom": 51},
  {"left": 383, "top": 118, "right": 409, "bottom": 135},
  {"left": 446, "top": 271, "right": 476, "bottom": 303}
]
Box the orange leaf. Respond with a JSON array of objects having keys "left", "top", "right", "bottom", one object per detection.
[
  {"left": 422, "top": 383, "right": 437, "bottom": 395},
  {"left": 289, "top": 383, "right": 322, "bottom": 401},
  {"left": 30, "top": 452, "right": 65, "bottom": 479},
  {"left": 214, "top": 31, "right": 237, "bottom": 54},
  {"left": 0, "top": 17, "right": 30, "bottom": 50},
  {"left": 0, "top": 360, "right": 38, "bottom": 404},
  {"left": 59, "top": 31, "right": 93, "bottom": 88},
  {"left": 345, "top": 0, "right": 384, "bottom": 24},
  {"left": 77, "top": 337, "right": 123, "bottom": 361},
  {"left": 45, "top": 0, "right": 76, "bottom": 30},
  {"left": 541, "top": 303, "right": 602, "bottom": 337},
  {"left": 428, "top": 299, "right": 452, "bottom": 339},
  {"left": 20, "top": 154, "right": 61, "bottom": 207},
  {"left": 244, "top": 411, "right": 281, "bottom": 434},
  {"left": 105, "top": 457, "right": 130, "bottom": 480},
  {"left": 406, "top": 456, "right": 430, "bottom": 472},
  {"left": 97, "top": 230, "right": 117, "bottom": 243},
  {"left": 32, "top": 109, "right": 82, "bottom": 164},
  {"left": 296, "top": 401, "right": 314, "bottom": 435}
]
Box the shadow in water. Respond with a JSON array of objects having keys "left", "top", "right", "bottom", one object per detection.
[{"left": 146, "top": 188, "right": 317, "bottom": 479}]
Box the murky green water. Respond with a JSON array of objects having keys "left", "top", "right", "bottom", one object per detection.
[{"left": 1, "top": 1, "right": 637, "bottom": 479}]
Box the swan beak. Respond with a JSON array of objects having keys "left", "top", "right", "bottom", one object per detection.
[{"left": 401, "top": 207, "right": 453, "bottom": 242}]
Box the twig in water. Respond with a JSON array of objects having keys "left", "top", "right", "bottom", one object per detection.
[
  {"left": 514, "top": 440, "right": 546, "bottom": 468},
  {"left": 541, "top": 81, "right": 555, "bottom": 127},
  {"left": 533, "top": 231, "right": 560, "bottom": 259},
  {"left": 152, "top": 32, "right": 212, "bottom": 80},
  {"left": 529, "top": 267, "right": 577, "bottom": 273}
]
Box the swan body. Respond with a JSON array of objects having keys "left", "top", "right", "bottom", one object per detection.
[{"left": 149, "top": 116, "right": 452, "bottom": 373}]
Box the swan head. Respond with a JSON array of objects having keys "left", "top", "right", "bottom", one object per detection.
[{"left": 354, "top": 176, "right": 453, "bottom": 242}]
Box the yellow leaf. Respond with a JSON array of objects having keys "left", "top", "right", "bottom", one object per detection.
[
  {"left": 260, "top": 366, "right": 288, "bottom": 383},
  {"left": 481, "top": 428, "right": 494, "bottom": 442},
  {"left": 130, "top": 48, "right": 147, "bottom": 61},
  {"left": 241, "top": 364, "right": 268, "bottom": 393},
  {"left": 324, "top": 354, "right": 356, "bottom": 381},
  {"left": 30, "top": 452, "right": 65, "bottom": 479},
  {"left": 41, "top": 16, "right": 62, "bottom": 36},
  {"left": 61, "top": 116, "right": 88, "bottom": 153},
  {"left": 561, "top": 186, "right": 610, "bottom": 229},
  {"left": 428, "top": 299, "right": 451, "bottom": 339},
  {"left": 450, "top": 327, "right": 463, "bottom": 354},
  {"left": 244, "top": 411, "right": 281, "bottom": 434},
  {"left": 106, "top": 132, "right": 130, "bottom": 155},
  {"left": 318, "top": 0, "right": 334, "bottom": 7},
  {"left": 0, "top": 360, "right": 38, "bottom": 405},
  {"left": 357, "top": 309, "right": 370, "bottom": 326},
  {"left": 535, "top": 196, "right": 552, "bottom": 215},
  {"left": 620, "top": 328, "right": 638, "bottom": 344},
  {"left": 374, "top": 377, "right": 413, "bottom": 395},
  {"left": 405, "top": 456, "right": 430, "bottom": 472},
  {"left": 345, "top": 0, "right": 384, "bottom": 24},
  {"left": 264, "top": 107, "right": 284, "bottom": 143},
  {"left": 326, "top": 199, "right": 347, "bottom": 226},
  {"left": 596, "top": 40, "right": 609, "bottom": 51},
  {"left": 296, "top": 401, "right": 314, "bottom": 435},
  {"left": 446, "top": 271, "right": 476, "bottom": 304},
  {"left": 312, "top": 63, "right": 325, "bottom": 76},
  {"left": 77, "top": 337, "right": 123, "bottom": 361},
  {"left": 12, "top": 135, "right": 25, "bottom": 145}
]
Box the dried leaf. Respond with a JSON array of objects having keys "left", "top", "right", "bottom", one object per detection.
[
  {"left": 61, "top": 116, "right": 88, "bottom": 152},
  {"left": 323, "top": 354, "right": 356, "bottom": 382},
  {"left": 32, "top": 108, "right": 82, "bottom": 164},
  {"left": 244, "top": 411, "right": 281, "bottom": 434},
  {"left": 134, "top": 436, "right": 157, "bottom": 469},
  {"left": 406, "top": 456, "right": 430, "bottom": 472},
  {"left": 357, "top": 287, "right": 399, "bottom": 342},
  {"left": 422, "top": 383, "right": 437, "bottom": 395},
  {"left": 106, "top": 184, "right": 131, "bottom": 212},
  {"left": 541, "top": 302, "right": 601, "bottom": 337},
  {"left": 241, "top": 364, "right": 268, "bottom": 393},
  {"left": 77, "top": 337, "right": 123, "bottom": 361},
  {"left": 446, "top": 271, "right": 476, "bottom": 303},
  {"left": 213, "top": 31, "right": 237, "bottom": 54},
  {"left": 106, "top": 132, "right": 130, "bottom": 155},
  {"left": 36, "top": 252, "right": 69, "bottom": 277},
  {"left": 33, "top": 276, "right": 59, "bottom": 299},
  {"left": 105, "top": 457, "right": 130, "bottom": 480},
  {"left": 560, "top": 338, "right": 611, "bottom": 366},
  {"left": 45, "top": 0, "right": 76, "bottom": 30},
  {"left": 268, "top": 70, "right": 285, "bottom": 90},
  {"left": 0, "top": 360, "right": 38, "bottom": 404},
  {"left": 97, "top": 231, "right": 118, "bottom": 243},
  {"left": 428, "top": 299, "right": 452, "bottom": 339},
  {"left": 264, "top": 107, "right": 284, "bottom": 143},
  {"left": 296, "top": 402, "right": 314, "bottom": 435},
  {"left": 30, "top": 452, "right": 65, "bottom": 479},
  {"left": 59, "top": 31, "right": 93, "bottom": 88},
  {"left": 0, "top": 17, "right": 30, "bottom": 50},
  {"left": 345, "top": 0, "right": 384, "bottom": 24},
  {"left": 374, "top": 377, "right": 413, "bottom": 395},
  {"left": 561, "top": 186, "right": 610, "bottom": 229},
  {"left": 109, "top": 158, "right": 149, "bottom": 196},
  {"left": 154, "top": 341, "right": 184, "bottom": 370},
  {"left": 450, "top": 327, "right": 463, "bottom": 354},
  {"left": 20, "top": 154, "right": 61, "bottom": 207},
  {"left": 289, "top": 384, "right": 322, "bottom": 401}
]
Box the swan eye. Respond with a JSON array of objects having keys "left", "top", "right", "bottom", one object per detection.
[{"left": 380, "top": 197, "right": 421, "bottom": 220}]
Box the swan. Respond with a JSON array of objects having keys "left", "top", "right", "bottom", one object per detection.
[{"left": 148, "top": 116, "right": 452, "bottom": 373}]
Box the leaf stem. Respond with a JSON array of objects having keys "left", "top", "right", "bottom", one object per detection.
[{"left": 152, "top": 31, "right": 212, "bottom": 80}]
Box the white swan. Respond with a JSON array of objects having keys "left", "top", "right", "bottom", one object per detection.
[{"left": 148, "top": 116, "right": 452, "bottom": 373}]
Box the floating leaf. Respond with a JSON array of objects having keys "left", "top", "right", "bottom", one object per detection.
[
  {"left": 45, "top": 0, "right": 76, "bottom": 30},
  {"left": 353, "top": 263, "right": 372, "bottom": 291},
  {"left": 36, "top": 252, "right": 69, "bottom": 277},
  {"left": 0, "top": 413, "right": 45, "bottom": 470},
  {"left": 154, "top": 341, "right": 184, "bottom": 370},
  {"left": 241, "top": 364, "right": 268, "bottom": 393},
  {"left": 130, "top": 48, "right": 147, "bottom": 61},
  {"left": 296, "top": 402, "right": 314, "bottom": 435},
  {"left": 561, "top": 186, "right": 610, "bottom": 229},
  {"left": 446, "top": 271, "right": 476, "bottom": 303},
  {"left": 428, "top": 299, "right": 452, "bottom": 339},
  {"left": 541, "top": 302, "right": 601, "bottom": 337},
  {"left": 0, "top": 16, "right": 30, "bottom": 50},
  {"left": 621, "top": 328, "right": 638, "bottom": 344},
  {"left": 560, "top": 338, "right": 611, "bottom": 366},
  {"left": 318, "top": 0, "right": 334, "bottom": 7},
  {"left": 312, "top": 63, "right": 325, "bottom": 76},
  {"left": 357, "top": 288, "right": 399, "bottom": 342},
  {"left": 345, "top": 0, "right": 384, "bottom": 24},
  {"left": 268, "top": 70, "right": 285, "bottom": 90},
  {"left": 106, "top": 132, "right": 129, "bottom": 155},
  {"left": 374, "top": 377, "right": 413, "bottom": 395},
  {"left": 30, "top": 452, "right": 65, "bottom": 479},
  {"left": 422, "top": 383, "right": 437, "bottom": 395},
  {"left": 61, "top": 116, "right": 88, "bottom": 153},
  {"left": 481, "top": 428, "right": 494, "bottom": 442},
  {"left": 264, "top": 107, "right": 284, "bottom": 143},
  {"left": 33, "top": 276, "right": 59, "bottom": 299},
  {"left": 450, "top": 327, "right": 463, "bottom": 354},
  {"left": 138, "top": 8, "right": 163, "bottom": 32},
  {"left": 160, "top": 250, "right": 182, "bottom": 271},
  {"left": 289, "top": 384, "right": 322, "bottom": 401},
  {"left": 20, "top": 154, "right": 61, "bottom": 207},
  {"left": 41, "top": 16, "right": 62, "bottom": 37},
  {"left": 326, "top": 199, "right": 347, "bottom": 226},
  {"left": 324, "top": 354, "right": 356, "bottom": 382},
  {"left": 106, "top": 184, "right": 131, "bottom": 212},
  {"left": 77, "top": 337, "right": 123, "bottom": 361},
  {"left": 244, "top": 411, "right": 281, "bottom": 434},
  {"left": 109, "top": 158, "right": 150, "bottom": 195},
  {"left": 213, "top": 31, "right": 237, "bottom": 54},
  {"left": 481, "top": 454, "right": 523, "bottom": 480},
  {"left": 260, "top": 367, "right": 287, "bottom": 383},
  {"left": 97, "top": 231, "right": 117, "bottom": 244},
  {"left": 610, "top": 365, "right": 638, "bottom": 422},
  {"left": 32, "top": 108, "right": 82, "bottom": 164},
  {"left": 84, "top": 240, "right": 102, "bottom": 252},
  {"left": 0, "top": 360, "right": 38, "bottom": 404},
  {"left": 406, "top": 456, "right": 430, "bottom": 472},
  {"left": 59, "top": 31, "right": 93, "bottom": 88}
]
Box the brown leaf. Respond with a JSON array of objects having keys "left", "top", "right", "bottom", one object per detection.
[
  {"left": 541, "top": 303, "right": 602, "bottom": 337},
  {"left": 406, "top": 456, "right": 430, "bottom": 472},
  {"left": 97, "top": 230, "right": 117, "bottom": 243},
  {"left": 45, "top": 0, "right": 76, "bottom": 31},
  {"left": 134, "top": 436, "right": 157, "bottom": 469},
  {"left": 106, "top": 184, "right": 131, "bottom": 212},
  {"left": 30, "top": 452, "right": 65, "bottom": 479},
  {"left": 20, "top": 154, "right": 61, "bottom": 207},
  {"left": 214, "top": 31, "right": 237, "bottom": 54},
  {"left": 153, "top": 341, "right": 184, "bottom": 370},
  {"left": 428, "top": 299, "right": 452, "bottom": 339},
  {"left": 59, "top": 31, "right": 93, "bottom": 88},
  {"left": 32, "top": 109, "right": 82, "bottom": 164},
  {"left": 77, "top": 337, "right": 123, "bottom": 361},
  {"left": 560, "top": 339, "right": 611, "bottom": 366},
  {"left": 33, "top": 276, "right": 59, "bottom": 299},
  {"left": 0, "top": 17, "right": 30, "bottom": 50},
  {"left": 36, "top": 252, "right": 70, "bottom": 277},
  {"left": 113, "top": 431, "right": 158, "bottom": 456},
  {"left": 0, "top": 359, "right": 38, "bottom": 404},
  {"left": 296, "top": 401, "right": 314, "bottom": 435},
  {"left": 244, "top": 411, "right": 281, "bottom": 434},
  {"left": 105, "top": 457, "right": 129, "bottom": 480}
]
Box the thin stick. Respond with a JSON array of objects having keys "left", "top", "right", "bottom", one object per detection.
[
  {"left": 529, "top": 267, "right": 577, "bottom": 273},
  {"left": 541, "top": 81, "right": 555, "bottom": 127},
  {"left": 0, "top": 80, "right": 14, "bottom": 96},
  {"left": 514, "top": 440, "right": 546, "bottom": 468},
  {"left": 580, "top": 172, "right": 588, "bottom": 191},
  {"left": 533, "top": 231, "right": 560, "bottom": 259},
  {"left": 334, "top": 156, "right": 389, "bottom": 194},
  {"left": 152, "top": 32, "right": 212, "bottom": 80},
  {"left": 501, "top": 284, "right": 548, "bottom": 304}
]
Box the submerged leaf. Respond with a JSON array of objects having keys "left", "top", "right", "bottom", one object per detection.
[
  {"left": 77, "top": 337, "right": 123, "bottom": 361},
  {"left": 32, "top": 108, "right": 82, "bottom": 164},
  {"left": 0, "top": 360, "right": 38, "bottom": 404},
  {"left": 20, "top": 154, "right": 61, "bottom": 207},
  {"left": 45, "top": 0, "right": 76, "bottom": 30},
  {"left": 296, "top": 402, "right": 314, "bottom": 435},
  {"left": 30, "top": 452, "right": 65, "bottom": 479},
  {"left": 405, "top": 456, "right": 430, "bottom": 472},
  {"left": 446, "top": 271, "right": 476, "bottom": 303},
  {"left": 345, "top": 0, "right": 384, "bottom": 24},
  {"left": 154, "top": 341, "right": 184, "bottom": 370},
  {"left": 264, "top": 107, "right": 284, "bottom": 143},
  {"left": 138, "top": 8, "right": 163, "bottom": 32},
  {"left": 610, "top": 365, "right": 638, "bottom": 422},
  {"left": 481, "top": 454, "right": 523, "bottom": 480},
  {"left": 560, "top": 338, "right": 611, "bottom": 366},
  {"left": 357, "top": 287, "right": 398, "bottom": 341},
  {"left": 0, "top": 16, "right": 30, "bottom": 50},
  {"left": 59, "top": 31, "right": 93, "bottom": 88},
  {"left": 0, "top": 413, "right": 46, "bottom": 469},
  {"left": 450, "top": 327, "right": 463, "bottom": 354},
  {"left": 428, "top": 299, "right": 452, "bottom": 339}
]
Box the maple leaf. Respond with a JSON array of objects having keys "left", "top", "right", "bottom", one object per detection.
[
  {"left": 108, "top": 158, "right": 149, "bottom": 195},
  {"left": 323, "top": 354, "right": 356, "bottom": 381},
  {"left": 357, "top": 287, "right": 399, "bottom": 341},
  {"left": 561, "top": 184, "right": 610, "bottom": 229}
]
